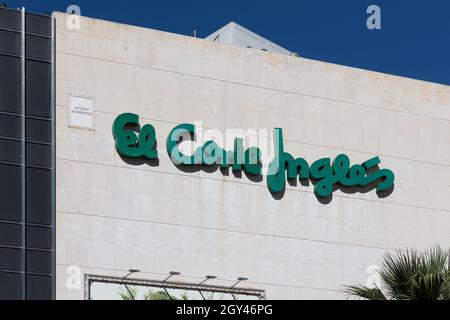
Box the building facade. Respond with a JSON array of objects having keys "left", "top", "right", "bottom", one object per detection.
[{"left": 1, "top": 8, "right": 450, "bottom": 300}]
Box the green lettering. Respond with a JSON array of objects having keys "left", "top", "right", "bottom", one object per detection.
[{"left": 112, "top": 113, "right": 157, "bottom": 159}]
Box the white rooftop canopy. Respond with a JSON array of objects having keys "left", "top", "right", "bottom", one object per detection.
[{"left": 205, "top": 21, "right": 294, "bottom": 55}]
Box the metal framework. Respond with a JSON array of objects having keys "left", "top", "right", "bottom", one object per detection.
[
  {"left": 20, "top": 6, "right": 26, "bottom": 300},
  {"left": 84, "top": 274, "right": 266, "bottom": 300},
  {"left": 50, "top": 11, "right": 57, "bottom": 300}
]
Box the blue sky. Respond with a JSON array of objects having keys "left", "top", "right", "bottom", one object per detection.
[{"left": 7, "top": 0, "right": 449, "bottom": 85}]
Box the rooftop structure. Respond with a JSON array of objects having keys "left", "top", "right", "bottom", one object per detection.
[{"left": 205, "top": 21, "right": 296, "bottom": 56}]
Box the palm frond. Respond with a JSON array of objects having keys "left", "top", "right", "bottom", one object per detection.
[
  {"left": 346, "top": 245, "right": 449, "bottom": 300},
  {"left": 418, "top": 245, "right": 447, "bottom": 275},
  {"left": 344, "top": 285, "right": 386, "bottom": 300},
  {"left": 411, "top": 273, "right": 446, "bottom": 300},
  {"left": 379, "top": 249, "right": 419, "bottom": 299}
]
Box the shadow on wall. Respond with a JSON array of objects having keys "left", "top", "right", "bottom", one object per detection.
[
  {"left": 175, "top": 163, "right": 264, "bottom": 184},
  {"left": 119, "top": 149, "right": 394, "bottom": 204},
  {"left": 175, "top": 162, "right": 394, "bottom": 204},
  {"left": 315, "top": 181, "right": 395, "bottom": 205},
  {"left": 271, "top": 179, "right": 395, "bottom": 203},
  {"left": 271, "top": 164, "right": 395, "bottom": 203},
  {"left": 118, "top": 140, "right": 159, "bottom": 167}
]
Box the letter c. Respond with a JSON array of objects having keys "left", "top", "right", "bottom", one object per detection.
[{"left": 166, "top": 123, "right": 196, "bottom": 165}]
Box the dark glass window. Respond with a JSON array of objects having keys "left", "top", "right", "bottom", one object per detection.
[
  {"left": 0, "top": 138, "right": 21, "bottom": 163},
  {"left": 26, "top": 13, "right": 51, "bottom": 36},
  {"left": 26, "top": 60, "right": 50, "bottom": 118},
  {"left": 0, "top": 114, "right": 21, "bottom": 139},
  {"left": 27, "top": 226, "right": 51, "bottom": 250},
  {"left": 26, "top": 35, "right": 51, "bottom": 60},
  {"left": 26, "top": 143, "right": 51, "bottom": 167},
  {"left": 0, "top": 29, "right": 20, "bottom": 55},
  {"left": 26, "top": 168, "right": 51, "bottom": 225},
  {"left": 26, "top": 274, "right": 52, "bottom": 300},
  {"left": 0, "top": 55, "right": 21, "bottom": 114},
  {"left": 0, "top": 247, "right": 21, "bottom": 271},
  {"left": 0, "top": 7, "right": 53, "bottom": 300},
  {"left": 26, "top": 250, "right": 51, "bottom": 274},
  {"left": 0, "top": 223, "right": 21, "bottom": 247},
  {"left": 26, "top": 118, "right": 51, "bottom": 143},
  {"left": 0, "top": 272, "right": 22, "bottom": 300},
  {"left": 0, "top": 9, "right": 21, "bottom": 31},
  {"left": 0, "top": 164, "right": 21, "bottom": 222}
]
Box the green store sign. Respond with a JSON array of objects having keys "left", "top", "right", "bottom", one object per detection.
[{"left": 112, "top": 113, "right": 395, "bottom": 199}]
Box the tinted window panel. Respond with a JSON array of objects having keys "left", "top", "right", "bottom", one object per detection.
[
  {"left": 26, "top": 250, "right": 51, "bottom": 274},
  {"left": 0, "top": 55, "right": 21, "bottom": 114},
  {"left": 0, "top": 8, "right": 21, "bottom": 31},
  {"left": 26, "top": 13, "right": 51, "bottom": 36},
  {"left": 0, "top": 247, "right": 21, "bottom": 271},
  {"left": 27, "top": 226, "right": 51, "bottom": 250},
  {"left": 26, "top": 35, "right": 51, "bottom": 60},
  {"left": 0, "top": 272, "right": 22, "bottom": 300},
  {"left": 0, "top": 138, "right": 21, "bottom": 163},
  {"left": 0, "top": 114, "right": 21, "bottom": 139},
  {"left": 0, "top": 29, "right": 20, "bottom": 55},
  {"left": 0, "top": 164, "right": 21, "bottom": 222},
  {"left": 0, "top": 223, "right": 21, "bottom": 247},
  {"left": 26, "top": 274, "right": 52, "bottom": 300},
  {"left": 26, "top": 168, "right": 51, "bottom": 225},
  {"left": 26, "top": 118, "right": 51, "bottom": 143},
  {"left": 26, "top": 60, "right": 50, "bottom": 118},
  {"left": 26, "top": 143, "right": 51, "bottom": 167}
]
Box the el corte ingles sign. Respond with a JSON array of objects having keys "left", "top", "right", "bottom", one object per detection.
[{"left": 112, "top": 113, "right": 395, "bottom": 199}]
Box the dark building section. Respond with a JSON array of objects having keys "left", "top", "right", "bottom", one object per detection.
[{"left": 0, "top": 7, "right": 55, "bottom": 300}]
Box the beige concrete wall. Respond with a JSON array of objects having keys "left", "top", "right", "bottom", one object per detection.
[{"left": 54, "top": 12, "right": 450, "bottom": 300}]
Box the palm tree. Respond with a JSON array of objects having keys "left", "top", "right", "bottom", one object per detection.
[
  {"left": 345, "top": 245, "right": 449, "bottom": 300},
  {"left": 144, "top": 289, "right": 178, "bottom": 300},
  {"left": 119, "top": 287, "right": 139, "bottom": 300},
  {"left": 119, "top": 287, "right": 189, "bottom": 300}
]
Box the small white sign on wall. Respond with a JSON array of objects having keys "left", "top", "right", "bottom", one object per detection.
[{"left": 69, "top": 96, "right": 95, "bottom": 130}]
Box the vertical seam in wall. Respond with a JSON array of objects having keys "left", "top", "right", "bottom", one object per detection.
[
  {"left": 50, "top": 12, "right": 56, "bottom": 300},
  {"left": 20, "top": 7, "right": 26, "bottom": 300}
]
